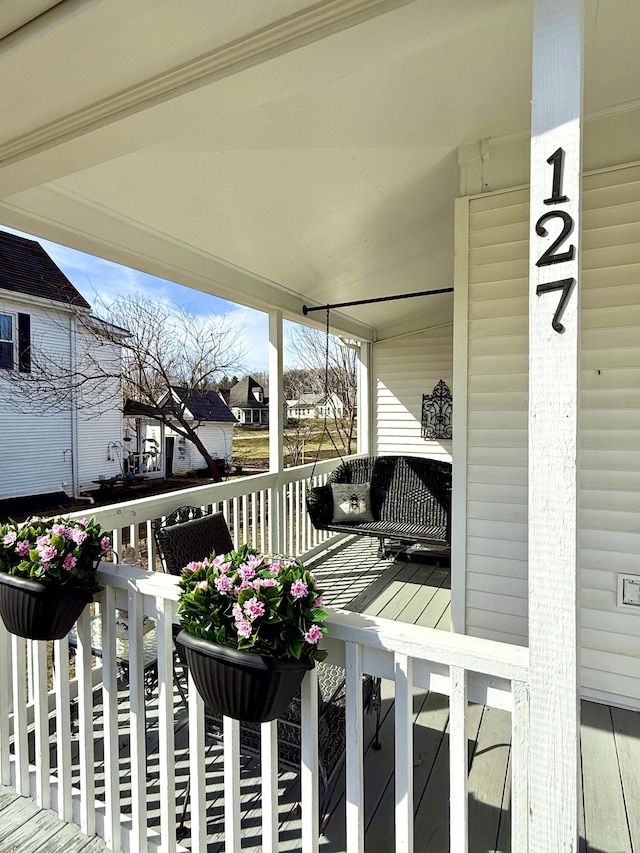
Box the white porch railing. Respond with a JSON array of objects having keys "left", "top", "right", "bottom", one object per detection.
[
  {"left": 0, "top": 560, "right": 529, "bottom": 853},
  {"left": 74, "top": 458, "right": 342, "bottom": 570}
]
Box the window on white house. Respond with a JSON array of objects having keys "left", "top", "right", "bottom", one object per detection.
[
  {"left": 0, "top": 312, "right": 31, "bottom": 372},
  {"left": 0, "top": 313, "right": 13, "bottom": 369}
]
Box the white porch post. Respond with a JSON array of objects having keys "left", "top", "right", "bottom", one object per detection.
[
  {"left": 356, "top": 341, "right": 371, "bottom": 456},
  {"left": 528, "top": 2, "right": 583, "bottom": 851},
  {"left": 268, "top": 310, "right": 285, "bottom": 554}
]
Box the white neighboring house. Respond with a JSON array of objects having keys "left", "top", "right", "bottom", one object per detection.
[
  {"left": 147, "top": 386, "right": 237, "bottom": 476},
  {"left": 0, "top": 230, "right": 126, "bottom": 507},
  {"left": 287, "top": 391, "right": 344, "bottom": 421}
]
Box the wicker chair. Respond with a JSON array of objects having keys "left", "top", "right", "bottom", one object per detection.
[{"left": 153, "top": 506, "right": 380, "bottom": 827}]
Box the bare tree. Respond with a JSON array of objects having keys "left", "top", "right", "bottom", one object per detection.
[
  {"left": 286, "top": 325, "right": 358, "bottom": 455},
  {"left": 2, "top": 293, "right": 246, "bottom": 481}
]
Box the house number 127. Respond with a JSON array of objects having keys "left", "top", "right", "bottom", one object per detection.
[{"left": 535, "top": 147, "right": 576, "bottom": 333}]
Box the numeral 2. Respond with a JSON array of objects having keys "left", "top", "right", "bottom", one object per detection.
[{"left": 535, "top": 210, "right": 575, "bottom": 267}]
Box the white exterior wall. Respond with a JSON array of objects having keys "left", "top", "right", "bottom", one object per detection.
[
  {"left": 373, "top": 326, "right": 453, "bottom": 461},
  {"left": 457, "top": 161, "right": 640, "bottom": 708},
  {"left": 168, "top": 422, "right": 235, "bottom": 474},
  {"left": 76, "top": 325, "right": 123, "bottom": 491},
  {"left": 0, "top": 295, "right": 73, "bottom": 500}
]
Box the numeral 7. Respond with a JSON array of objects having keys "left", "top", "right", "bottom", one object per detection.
[{"left": 536, "top": 278, "right": 575, "bottom": 333}]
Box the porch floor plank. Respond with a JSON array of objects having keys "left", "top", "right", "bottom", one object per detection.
[
  {"left": 0, "top": 785, "right": 107, "bottom": 853},
  {"left": 610, "top": 705, "right": 640, "bottom": 851},
  {"left": 580, "top": 701, "right": 633, "bottom": 852}
]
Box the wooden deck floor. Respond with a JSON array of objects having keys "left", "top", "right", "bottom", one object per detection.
[{"left": 2, "top": 537, "right": 639, "bottom": 852}]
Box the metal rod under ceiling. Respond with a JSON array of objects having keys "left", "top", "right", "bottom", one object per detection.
[{"left": 302, "top": 287, "right": 453, "bottom": 315}]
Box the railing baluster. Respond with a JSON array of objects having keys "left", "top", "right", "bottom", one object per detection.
[
  {"left": 511, "top": 679, "right": 530, "bottom": 852},
  {"left": 146, "top": 519, "right": 155, "bottom": 571},
  {"left": 261, "top": 720, "right": 279, "bottom": 853},
  {"left": 127, "top": 586, "right": 147, "bottom": 853},
  {"left": 251, "top": 492, "right": 258, "bottom": 549},
  {"left": 101, "top": 586, "right": 121, "bottom": 851},
  {"left": 242, "top": 493, "right": 249, "bottom": 545},
  {"left": 32, "top": 639, "right": 49, "bottom": 808},
  {"left": 260, "top": 489, "right": 266, "bottom": 553},
  {"left": 76, "top": 606, "right": 95, "bottom": 836},
  {"left": 157, "top": 597, "right": 177, "bottom": 853},
  {"left": 394, "top": 653, "right": 413, "bottom": 853},
  {"left": 188, "top": 671, "right": 206, "bottom": 850},
  {"left": 0, "top": 619, "right": 11, "bottom": 785},
  {"left": 224, "top": 716, "right": 242, "bottom": 852},
  {"left": 232, "top": 497, "right": 240, "bottom": 548},
  {"left": 11, "top": 635, "right": 29, "bottom": 794},
  {"left": 449, "top": 665, "right": 469, "bottom": 853},
  {"left": 53, "top": 635, "right": 72, "bottom": 822},
  {"left": 346, "top": 642, "right": 365, "bottom": 853},
  {"left": 301, "top": 666, "right": 319, "bottom": 853}
]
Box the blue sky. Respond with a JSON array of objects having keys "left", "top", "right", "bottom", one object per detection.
[{"left": 3, "top": 226, "right": 272, "bottom": 373}]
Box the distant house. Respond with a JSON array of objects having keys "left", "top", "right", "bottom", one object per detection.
[
  {"left": 128, "top": 386, "right": 237, "bottom": 476},
  {"left": 225, "top": 375, "right": 268, "bottom": 426},
  {"left": 287, "top": 391, "right": 344, "bottom": 421},
  {"left": 0, "top": 230, "right": 125, "bottom": 509}
]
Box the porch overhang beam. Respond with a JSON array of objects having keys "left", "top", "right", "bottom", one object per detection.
[{"left": 0, "top": 191, "right": 375, "bottom": 343}]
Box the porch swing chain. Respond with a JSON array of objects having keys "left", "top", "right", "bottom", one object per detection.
[{"left": 307, "top": 308, "right": 345, "bottom": 487}]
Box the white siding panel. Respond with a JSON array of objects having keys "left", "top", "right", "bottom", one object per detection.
[
  {"left": 462, "top": 162, "right": 640, "bottom": 707},
  {"left": 0, "top": 302, "right": 73, "bottom": 500},
  {"left": 373, "top": 328, "right": 453, "bottom": 459}
]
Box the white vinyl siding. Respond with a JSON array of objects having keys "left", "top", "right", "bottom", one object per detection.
[
  {"left": 373, "top": 327, "right": 453, "bottom": 460},
  {"left": 461, "top": 162, "right": 640, "bottom": 707},
  {"left": 0, "top": 302, "right": 73, "bottom": 500}
]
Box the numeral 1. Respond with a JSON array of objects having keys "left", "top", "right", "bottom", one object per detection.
[{"left": 543, "top": 147, "right": 569, "bottom": 205}]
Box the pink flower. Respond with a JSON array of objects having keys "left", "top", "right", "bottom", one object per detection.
[
  {"left": 15, "top": 540, "right": 31, "bottom": 556},
  {"left": 213, "top": 556, "right": 231, "bottom": 572},
  {"left": 184, "top": 561, "right": 202, "bottom": 572},
  {"left": 2, "top": 531, "right": 17, "bottom": 545},
  {"left": 100, "top": 536, "right": 111, "bottom": 552},
  {"left": 304, "top": 625, "right": 323, "bottom": 644},
  {"left": 71, "top": 529, "right": 87, "bottom": 546},
  {"left": 314, "top": 595, "right": 324, "bottom": 607},
  {"left": 63, "top": 554, "right": 77, "bottom": 570},
  {"left": 237, "top": 565, "right": 255, "bottom": 582},
  {"left": 290, "top": 579, "right": 308, "bottom": 599},
  {"left": 246, "top": 554, "right": 263, "bottom": 570},
  {"left": 36, "top": 535, "right": 50, "bottom": 548},
  {"left": 243, "top": 597, "right": 265, "bottom": 619},
  {"left": 77, "top": 518, "right": 89, "bottom": 526},
  {"left": 232, "top": 602, "right": 243, "bottom": 621},
  {"left": 50, "top": 523, "right": 66, "bottom": 535},
  {"left": 214, "top": 575, "right": 232, "bottom": 593},
  {"left": 269, "top": 562, "right": 281, "bottom": 576},
  {"left": 235, "top": 618, "right": 252, "bottom": 639},
  {"left": 253, "top": 577, "right": 276, "bottom": 590},
  {"left": 195, "top": 580, "right": 208, "bottom": 591},
  {"left": 39, "top": 545, "right": 57, "bottom": 563}
]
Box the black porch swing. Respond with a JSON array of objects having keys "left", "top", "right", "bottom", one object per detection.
[{"left": 302, "top": 290, "right": 453, "bottom": 559}]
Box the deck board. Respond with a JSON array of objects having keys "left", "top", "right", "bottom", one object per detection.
[{"left": 581, "top": 701, "right": 633, "bottom": 852}]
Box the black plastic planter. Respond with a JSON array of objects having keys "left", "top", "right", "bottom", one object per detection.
[
  {"left": 0, "top": 573, "right": 92, "bottom": 640},
  {"left": 176, "top": 630, "right": 313, "bottom": 723}
]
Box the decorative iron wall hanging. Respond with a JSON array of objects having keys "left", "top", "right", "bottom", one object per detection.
[{"left": 421, "top": 379, "right": 452, "bottom": 440}]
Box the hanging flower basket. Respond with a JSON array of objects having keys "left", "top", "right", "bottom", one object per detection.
[
  {"left": 177, "top": 629, "right": 313, "bottom": 722},
  {"left": 0, "top": 573, "right": 93, "bottom": 640},
  {"left": 0, "top": 515, "right": 109, "bottom": 641},
  {"left": 176, "top": 545, "right": 328, "bottom": 722}
]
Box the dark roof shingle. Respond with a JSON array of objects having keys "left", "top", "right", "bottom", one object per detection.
[
  {"left": 0, "top": 230, "right": 90, "bottom": 309},
  {"left": 170, "top": 387, "right": 237, "bottom": 423}
]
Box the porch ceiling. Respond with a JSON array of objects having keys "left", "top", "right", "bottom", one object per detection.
[{"left": 0, "top": 0, "right": 637, "bottom": 340}]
